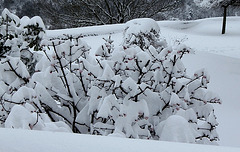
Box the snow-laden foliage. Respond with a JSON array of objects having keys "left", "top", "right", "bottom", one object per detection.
[
  {"left": 20, "top": 15, "right": 45, "bottom": 51},
  {"left": 80, "top": 18, "right": 221, "bottom": 144},
  {"left": 0, "top": 8, "right": 45, "bottom": 75},
  {"left": 0, "top": 10, "right": 221, "bottom": 145},
  {"left": 33, "top": 36, "right": 92, "bottom": 133},
  {"left": 5, "top": 104, "right": 71, "bottom": 132},
  {"left": 0, "top": 9, "right": 58, "bottom": 130},
  {"left": 123, "top": 18, "right": 163, "bottom": 50}
]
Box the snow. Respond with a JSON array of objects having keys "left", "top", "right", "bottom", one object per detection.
[
  {"left": 97, "top": 94, "right": 119, "bottom": 119},
  {"left": 194, "top": 0, "right": 222, "bottom": 8},
  {"left": 5, "top": 105, "right": 72, "bottom": 132},
  {"left": 46, "top": 23, "right": 124, "bottom": 39},
  {"left": 0, "top": 128, "right": 240, "bottom": 152},
  {"left": 5, "top": 105, "right": 36, "bottom": 130},
  {"left": 159, "top": 17, "right": 240, "bottom": 59},
  {"left": 156, "top": 115, "right": 196, "bottom": 143},
  {"left": 124, "top": 18, "right": 160, "bottom": 36},
  {"left": 1, "top": 8, "right": 20, "bottom": 25}
]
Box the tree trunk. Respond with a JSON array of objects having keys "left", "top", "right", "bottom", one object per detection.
[{"left": 222, "top": 6, "right": 227, "bottom": 34}]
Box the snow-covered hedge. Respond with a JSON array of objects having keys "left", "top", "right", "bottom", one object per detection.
[{"left": 0, "top": 9, "right": 222, "bottom": 145}]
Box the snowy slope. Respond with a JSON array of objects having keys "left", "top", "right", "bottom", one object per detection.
[
  {"left": 183, "top": 52, "right": 240, "bottom": 148},
  {"left": 155, "top": 17, "right": 240, "bottom": 147},
  {"left": 158, "top": 17, "right": 240, "bottom": 148},
  {"left": 47, "top": 17, "right": 240, "bottom": 59},
  {"left": 0, "top": 128, "right": 240, "bottom": 152},
  {"left": 159, "top": 17, "right": 240, "bottom": 59},
  {"left": 38, "top": 16, "right": 240, "bottom": 148},
  {"left": 46, "top": 23, "right": 124, "bottom": 38}
]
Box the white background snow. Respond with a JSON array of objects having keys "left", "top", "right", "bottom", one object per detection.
[{"left": 1, "top": 16, "right": 240, "bottom": 151}]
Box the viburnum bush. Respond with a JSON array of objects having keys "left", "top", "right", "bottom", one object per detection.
[
  {"left": 0, "top": 9, "right": 222, "bottom": 145},
  {"left": 78, "top": 18, "right": 222, "bottom": 144},
  {"left": 0, "top": 9, "right": 71, "bottom": 132}
]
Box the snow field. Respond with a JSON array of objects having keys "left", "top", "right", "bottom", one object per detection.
[{"left": 0, "top": 128, "right": 240, "bottom": 152}]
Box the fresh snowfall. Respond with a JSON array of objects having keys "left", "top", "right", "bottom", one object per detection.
[{"left": 0, "top": 8, "right": 240, "bottom": 152}]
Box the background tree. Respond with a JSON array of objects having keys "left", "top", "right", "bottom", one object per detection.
[
  {"left": 1, "top": 0, "right": 240, "bottom": 29},
  {"left": 36, "top": 0, "right": 181, "bottom": 28}
]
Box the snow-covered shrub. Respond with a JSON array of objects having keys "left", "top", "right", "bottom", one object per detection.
[
  {"left": 0, "top": 10, "right": 36, "bottom": 125},
  {"left": 0, "top": 8, "right": 21, "bottom": 57},
  {"left": 80, "top": 18, "right": 221, "bottom": 144},
  {"left": 123, "top": 18, "right": 165, "bottom": 50},
  {"left": 0, "top": 12, "right": 221, "bottom": 145},
  {"left": 0, "top": 57, "right": 68, "bottom": 132},
  {"left": 95, "top": 36, "right": 114, "bottom": 60},
  {"left": 33, "top": 36, "right": 92, "bottom": 133},
  {"left": 0, "top": 56, "right": 30, "bottom": 126},
  {"left": 19, "top": 16, "right": 45, "bottom": 51},
  {"left": 0, "top": 9, "right": 68, "bottom": 132},
  {"left": 0, "top": 8, "right": 45, "bottom": 75}
]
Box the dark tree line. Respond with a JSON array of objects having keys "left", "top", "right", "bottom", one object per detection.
[{"left": 35, "top": 0, "right": 181, "bottom": 29}]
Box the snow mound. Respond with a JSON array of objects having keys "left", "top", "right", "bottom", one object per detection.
[
  {"left": 5, "top": 105, "right": 72, "bottom": 132},
  {"left": 20, "top": 16, "right": 46, "bottom": 30},
  {"left": 156, "top": 115, "right": 196, "bottom": 143},
  {"left": 5, "top": 105, "right": 36, "bottom": 129},
  {"left": 124, "top": 18, "right": 160, "bottom": 36}
]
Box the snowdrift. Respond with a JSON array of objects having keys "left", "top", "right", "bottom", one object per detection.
[
  {"left": 47, "top": 17, "right": 240, "bottom": 38},
  {"left": 0, "top": 128, "right": 239, "bottom": 152},
  {"left": 46, "top": 17, "right": 240, "bottom": 59}
]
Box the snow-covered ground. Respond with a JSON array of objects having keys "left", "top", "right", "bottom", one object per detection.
[
  {"left": 159, "top": 17, "right": 240, "bottom": 59},
  {"left": 1, "top": 128, "right": 240, "bottom": 152},
  {"left": 1, "top": 17, "right": 240, "bottom": 151}
]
